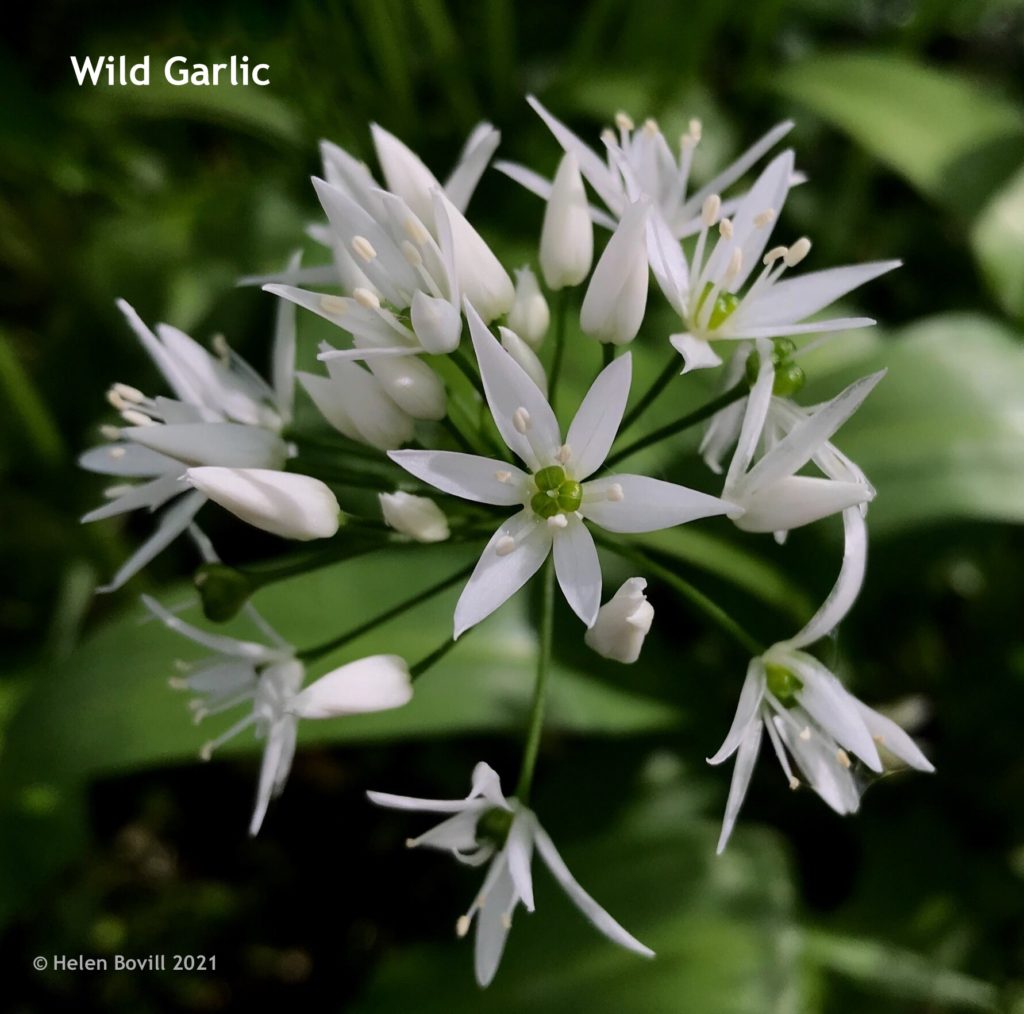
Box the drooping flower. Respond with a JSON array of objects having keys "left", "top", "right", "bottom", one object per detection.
[
  {"left": 646, "top": 151, "right": 901, "bottom": 372},
  {"left": 389, "top": 300, "right": 732, "bottom": 636},
  {"left": 498, "top": 96, "right": 794, "bottom": 239},
  {"left": 79, "top": 298, "right": 295, "bottom": 590},
  {"left": 379, "top": 491, "right": 450, "bottom": 543},
  {"left": 145, "top": 596, "right": 413, "bottom": 835},
  {"left": 367, "top": 762, "right": 653, "bottom": 987},
  {"left": 708, "top": 509, "right": 934, "bottom": 852},
  {"left": 720, "top": 341, "right": 881, "bottom": 536},
  {"left": 185, "top": 467, "right": 342, "bottom": 541},
  {"left": 584, "top": 577, "right": 654, "bottom": 663}
]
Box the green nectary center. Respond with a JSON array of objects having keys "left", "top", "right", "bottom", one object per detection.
[
  {"left": 765, "top": 662, "right": 803, "bottom": 705},
  {"left": 696, "top": 282, "right": 741, "bottom": 330},
  {"left": 530, "top": 464, "right": 583, "bottom": 518},
  {"left": 477, "top": 806, "right": 514, "bottom": 846}
]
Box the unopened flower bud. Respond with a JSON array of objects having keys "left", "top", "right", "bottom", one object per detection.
[
  {"left": 193, "top": 562, "right": 253, "bottom": 622},
  {"left": 498, "top": 326, "right": 548, "bottom": 394},
  {"left": 580, "top": 202, "right": 649, "bottom": 345},
  {"left": 186, "top": 467, "right": 342, "bottom": 541},
  {"left": 584, "top": 578, "right": 654, "bottom": 663},
  {"left": 379, "top": 491, "right": 450, "bottom": 543},
  {"left": 411, "top": 290, "right": 462, "bottom": 354},
  {"left": 366, "top": 354, "right": 447, "bottom": 421},
  {"left": 540, "top": 153, "right": 594, "bottom": 290},
  {"left": 506, "top": 267, "right": 550, "bottom": 348}
]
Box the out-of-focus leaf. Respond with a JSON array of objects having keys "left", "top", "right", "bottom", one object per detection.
[
  {"left": 774, "top": 53, "right": 1024, "bottom": 216},
  {"left": 804, "top": 930, "right": 998, "bottom": 1010},
  {"left": 0, "top": 547, "right": 680, "bottom": 791},
  {"left": 971, "top": 163, "right": 1024, "bottom": 321},
  {"left": 801, "top": 314, "right": 1024, "bottom": 533},
  {"left": 354, "top": 782, "right": 810, "bottom": 1014}
]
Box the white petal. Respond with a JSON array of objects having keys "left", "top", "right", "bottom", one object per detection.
[
  {"left": 465, "top": 301, "right": 561, "bottom": 470},
  {"left": 582, "top": 475, "right": 731, "bottom": 533},
  {"left": 565, "top": 353, "right": 631, "bottom": 479},
  {"left": 539, "top": 153, "right": 594, "bottom": 290},
  {"left": 370, "top": 122, "right": 443, "bottom": 229},
  {"left": 366, "top": 354, "right": 446, "bottom": 421},
  {"left": 115, "top": 300, "right": 202, "bottom": 406},
  {"left": 708, "top": 659, "right": 766, "bottom": 764},
  {"left": 469, "top": 762, "right": 512, "bottom": 809},
  {"left": 407, "top": 808, "right": 487, "bottom": 853},
  {"left": 580, "top": 201, "right": 649, "bottom": 345},
  {"left": 82, "top": 473, "right": 184, "bottom": 522},
  {"left": 186, "top": 467, "right": 340, "bottom": 541},
  {"left": 723, "top": 338, "right": 774, "bottom": 492},
  {"left": 732, "top": 261, "right": 901, "bottom": 329},
  {"left": 669, "top": 332, "right": 723, "bottom": 374},
  {"left": 366, "top": 791, "right": 478, "bottom": 814},
  {"left": 853, "top": 703, "right": 935, "bottom": 773},
  {"left": 411, "top": 291, "right": 462, "bottom": 354},
  {"left": 499, "top": 326, "right": 548, "bottom": 395},
  {"left": 716, "top": 719, "right": 764, "bottom": 854},
  {"left": 79, "top": 442, "right": 180, "bottom": 477},
  {"left": 271, "top": 253, "right": 300, "bottom": 423},
  {"left": 445, "top": 122, "right": 501, "bottom": 212},
  {"left": 249, "top": 714, "right": 298, "bottom": 835},
  {"left": 453, "top": 511, "right": 553, "bottom": 638},
  {"left": 774, "top": 714, "right": 861, "bottom": 815},
  {"left": 289, "top": 654, "right": 412, "bottom": 718},
  {"left": 494, "top": 160, "right": 619, "bottom": 230},
  {"left": 730, "top": 317, "right": 876, "bottom": 339},
  {"left": 505, "top": 814, "right": 536, "bottom": 912},
  {"left": 98, "top": 491, "right": 206, "bottom": 592},
  {"left": 507, "top": 268, "right": 550, "bottom": 348},
  {"left": 734, "top": 476, "right": 873, "bottom": 532},
  {"left": 785, "top": 508, "right": 867, "bottom": 649},
  {"left": 474, "top": 858, "right": 516, "bottom": 987},
  {"left": 123, "top": 422, "right": 288, "bottom": 470},
  {"left": 531, "top": 814, "right": 654, "bottom": 957},
  {"left": 553, "top": 516, "right": 602, "bottom": 627},
  {"left": 388, "top": 449, "right": 528, "bottom": 506},
  {"left": 647, "top": 212, "right": 688, "bottom": 316},
  {"left": 379, "top": 491, "right": 450, "bottom": 542},
  {"left": 735, "top": 370, "right": 885, "bottom": 497}
]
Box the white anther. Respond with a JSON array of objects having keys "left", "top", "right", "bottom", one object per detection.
[
  {"left": 113, "top": 382, "right": 145, "bottom": 404},
  {"left": 103, "top": 484, "right": 133, "bottom": 499},
  {"left": 512, "top": 406, "right": 531, "bottom": 433},
  {"left": 688, "top": 118, "right": 702, "bottom": 141},
  {"left": 788, "top": 776, "right": 800, "bottom": 791},
  {"left": 100, "top": 424, "right": 122, "bottom": 441},
  {"left": 455, "top": 915, "right": 471, "bottom": 938},
  {"left": 500, "top": 913, "right": 513, "bottom": 929},
  {"left": 404, "top": 837, "right": 418, "bottom": 849},
  {"left": 109, "top": 447, "right": 126, "bottom": 459},
  {"left": 401, "top": 240, "right": 423, "bottom": 267},
  {"left": 873, "top": 734, "right": 886, "bottom": 745},
  {"left": 642, "top": 117, "right": 659, "bottom": 135},
  {"left": 167, "top": 677, "right": 187, "bottom": 690},
  {"left": 763, "top": 245, "right": 788, "bottom": 266},
  {"left": 556, "top": 444, "right": 572, "bottom": 464},
  {"left": 600, "top": 127, "right": 616, "bottom": 146},
  {"left": 199, "top": 743, "right": 214, "bottom": 762},
  {"left": 353, "top": 287, "right": 381, "bottom": 310},
  {"left": 547, "top": 514, "right": 568, "bottom": 529},
  {"left": 351, "top": 235, "right": 377, "bottom": 262},
  {"left": 784, "top": 237, "right": 811, "bottom": 267},
  {"left": 173, "top": 659, "right": 191, "bottom": 672},
  {"left": 607, "top": 482, "right": 624, "bottom": 502},
  {"left": 211, "top": 334, "right": 230, "bottom": 361},
  {"left": 614, "top": 111, "right": 634, "bottom": 132},
  {"left": 754, "top": 209, "right": 776, "bottom": 229},
  {"left": 192, "top": 709, "right": 207, "bottom": 725},
  {"left": 121, "top": 409, "right": 154, "bottom": 427},
  {"left": 836, "top": 749, "right": 851, "bottom": 769},
  {"left": 799, "top": 726, "right": 812, "bottom": 742},
  {"left": 403, "top": 216, "right": 430, "bottom": 245},
  {"left": 718, "top": 218, "right": 734, "bottom": 239},
  {"left": 496, "top": 536, "right": 516, "bottom": 556},
  {"left": 320, "top": 294, "right": 348, "bottom": 315},
  {"left": 495, "top": 470, "right": 512, "bottom": 483},
  {"left": 701, "top": 194, "right": 721, "bottom": 227},
  {"left": 725, "top": 248, "right": 744, "bottom": 280}
]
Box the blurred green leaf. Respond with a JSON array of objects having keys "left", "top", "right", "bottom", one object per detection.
[
  {"left": 354, "top": 782, "right": 809, "bottom": 1014},
  {"left": 0, "top": 546, "right": 680, "bottom": 792},
  {"left": 802, "top": 313, "right": 1024, "bottom": 533},
  {"left": 774, "top": 53, "right": 1024, "bottom": 216},
  {"left": 971, "top": 163, "right": 1024, "bottom": 321}
]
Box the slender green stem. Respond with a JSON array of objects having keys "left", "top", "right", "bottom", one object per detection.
[
  {"left": 604, "top": 381, "right": 748, "bottom": 468},
  {"left": 548, "top": 289, "right": 569, "bottom": 412},
  {"left": 442, "top": 415, "right": 477, "bottom": 454},
  {"left": 298, "top": 561, "right": 475, "bottom": 663},
  {"left": 602, "top": 343, "right": 615, "bottom": 369},
  {"left": 245, "top": 540, "right": 386, "bottom": 590},
  {"left": 618, "top": 355, "right": 680, "bottom": 437},
  {"left": 597, "top": 535, "right": 764, "bottom": 655},
  {"left": 515, "top": 556, "right": 555, "bottom": 803},
  {"left": 452, "top": 347, "right": 487, "bottom": 399},
  {"left": 410, "top": 635, "right": 462, "bottom": 680}
]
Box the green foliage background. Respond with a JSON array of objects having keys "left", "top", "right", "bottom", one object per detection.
[{"left": 2, "top": 1, "right": 1024, "bottom": 1010}]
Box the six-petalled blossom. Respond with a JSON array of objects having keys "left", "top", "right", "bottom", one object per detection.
[
  {"left": 389, "top": 300, "right": 733, "bottom": 637},
  {"left": 367, "top": 762, "right": 654, "bottom": 987},
  {"left": 145, "top": 595, "right": 413, "bottom": 836}
]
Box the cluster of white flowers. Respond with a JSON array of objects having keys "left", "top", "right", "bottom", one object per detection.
[{"left": 79, "top": 97, "right": 933, "bottom": 987}]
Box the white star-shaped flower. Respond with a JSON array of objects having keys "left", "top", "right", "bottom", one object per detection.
[
  {"left": 368, "top": 762, "right": 653, "bottom": 987},
  {"left": 389, "top": 300, "right": 733, "bottom": 636}
]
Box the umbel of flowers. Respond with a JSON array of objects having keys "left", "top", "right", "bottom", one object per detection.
[{"left": 79, "top": 98, "right": 931, "bottom": 987}]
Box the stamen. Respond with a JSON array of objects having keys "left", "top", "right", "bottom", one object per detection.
[
  {"left": 547, "top": 514, "right": 568, "bottom": 529},
  {"left": 762, "top": 245, "right": 787, "bottom": 266},
  {"left": 109, "top": 447, "right": 126, "bottom": 459},
  {"left": 724, "top": 248, "right": 744, "bottom": 282},
  {"left": 718, "top": 218, "right": 734, "bottom": 240},
  {"left": 121, "top": 409, "right": 154, "bottom": 427},
  {"left": 353, "top": 287, "right": 381, "bottom": 310},
  {"left": 351, "top": 235, "right": 377, "bottom": 262},
  {"left": 455, "top": 915, "right": 471, "bottom": 938},
  {"left": 873, "top": 734, "right": 886, "bottom": 745},
  {"left": 607, "top": 482, "right": 624, "bottom": 502},
  {"left": 788, "top": 776, "right": 800, "bottom": 790},
  {"left": 556, "top": 444, "right": 572, "bottom": 464},
  {"left": 496, "top": 536, "right": 516, "bottom": 556},
  {"left": 404, "top": 837, "right": 417, "bottom": 848},
  {"left": 168, "top": 677, "right": 188, "bottom": 690},
  {"left": 100, "top": 424, "right": 122, "bottom": 441},
  {"left": 103, "top": 484, "right": 133, "bottom": 499},
  {"left": 642, "top": 117, "right": 659, "bottom": 135},
  {"left": 512, "top": 406, "right": 531, "bottom": 433},
  {"left": 784, "top": 237, "right": 811, "bottom": 267},
  {"left": 211, "top": 334, "right": 230, "bottom": 362},
  {"left": 404, "top": 216, "right": 430, "bottom": 245},
  {"left": 614, "top": 111, "right": 634, "bottom": 132},
  {"left": 688, "top": 118, "right": 702, "bottom": 141},
  {"left": 599, "top": 127, "right": 616, "bottom": 147},
  {"left": 701, "top": 194, "right": 721, "bottom": 227},
  {"left": 754, "top": 209, "right": 776, "bottom": 229},
  {"left": 401, "top": 240, "right": 423, "bottom": 267},
  {"left": 495, "top": 470, "right": 512, "bottom": 483},
  {"left": 113, "top": 382, "right": 145, "bottom": 404},
  {"left": 836, "top": 749, "right": 851, "bottom": 769},
  {"left": 320, "top": 294, "right": 348, "bottom": 315},
  {"left": 500, "top": 913, "right": 513, "bottom": 929},
  {"left": 799, "top": 726, "right": 812, "bottom": 741}
]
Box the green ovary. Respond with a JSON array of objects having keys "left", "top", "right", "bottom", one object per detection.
[
  {"left": 696, "top": 283, "right": 741, "bottom": 330},
  {"left": 765, "top": 662, "right": 803, "bottom": 705},
  {"left": 530, "top": 466, "right": 583, "bottom": 518}
]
